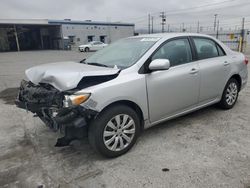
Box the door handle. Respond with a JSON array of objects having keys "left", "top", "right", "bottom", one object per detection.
[
  {"left": 189, "top": 68, "right": 198, "bottom": 74},
  {"left": 224, "top": 61, "right": 230, "bottom": 66}
]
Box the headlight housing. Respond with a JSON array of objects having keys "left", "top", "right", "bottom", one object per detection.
[{"left": 63, "top": 93, "right": 90, "bottom": 107}]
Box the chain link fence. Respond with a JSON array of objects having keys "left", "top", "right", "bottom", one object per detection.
[{"left": 202, "top": 29, "right": 248, "bottom": 52}]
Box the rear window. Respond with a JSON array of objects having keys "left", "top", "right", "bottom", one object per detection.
[
  {"left": 193, "top": 38, "right": 219, "bottom": 60},
  {"left": 217, "top": 45, "right": 226, "bottom": 56}
]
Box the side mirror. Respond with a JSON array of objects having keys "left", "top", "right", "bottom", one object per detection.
[{"left": 149, "top": 59, "right": 170, "bottom": 71}]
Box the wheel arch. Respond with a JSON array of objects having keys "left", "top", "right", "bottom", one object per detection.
[
  {"left": 99, "top": 100, "right": 145, "bottom": 132},
  {"left": 230, "top": 74, "right": 242, "bottom": 90}
]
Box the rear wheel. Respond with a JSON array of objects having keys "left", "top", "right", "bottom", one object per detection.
[
  {"left": 85, "top": 47, "right": 90, "bottom": 52},
  {"left": 218, "top": 78, "right": 239, "bottom": 109},
  {"left": 88, "top": 105, "right": 140, "bottom": 158}
]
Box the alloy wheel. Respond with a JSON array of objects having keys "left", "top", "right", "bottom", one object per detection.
[
  {"left": 226, "top": 82, "right": 238, "bottom": 105},
  {"left": 103, "top": 114, "right": 136, "bottom": 152}
]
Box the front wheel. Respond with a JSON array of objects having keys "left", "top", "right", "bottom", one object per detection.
[
  {"left": 88, "top": 105, "right": 140, "bottom": 158},
  {"left": 218, "top": 78, "right": 239, "bottom": 109}
]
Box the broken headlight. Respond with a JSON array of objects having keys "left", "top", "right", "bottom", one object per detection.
[{"left": 63, "top": 93, "right": 90, "bottom": 108}]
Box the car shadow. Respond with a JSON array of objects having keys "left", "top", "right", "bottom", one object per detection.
[
  {"left": 0, "top": 87, "right": 19, "bottom": 105},
  {"left": 16, "top": 103, "right": 235, "bottom": 186},
  {"left": 143, "top": 105, "right": 221, "bottom": 134},
  {"left": 56, "top": 104, "right": 222, "bottom": 161}
]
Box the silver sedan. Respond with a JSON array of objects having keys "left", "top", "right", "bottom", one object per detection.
[{"left": 17, "top": 33, "right": 248, "bottom": 157}]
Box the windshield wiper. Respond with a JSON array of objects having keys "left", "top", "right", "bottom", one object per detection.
[{"left": 87, "top": 62, "right": 109, "bottom": 67}]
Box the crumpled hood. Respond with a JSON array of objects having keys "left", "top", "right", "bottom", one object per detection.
[{"left": 25, "top": 61, "right": 120, "bottom": 91}]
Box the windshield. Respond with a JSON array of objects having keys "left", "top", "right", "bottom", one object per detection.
[{"left": 85, "top": 37, "right": 159, "bottom": 69}]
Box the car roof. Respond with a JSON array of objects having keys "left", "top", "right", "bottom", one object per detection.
[
  {"left": 130, "top": 32, "right": 213, "bottom": 40},
  {"left": 129, "top": 32, "right": 233, "bottom": 55}
]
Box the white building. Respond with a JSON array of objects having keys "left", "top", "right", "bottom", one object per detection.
[{"left": 0, "top": 19, "right": 135, "bottom": 52}]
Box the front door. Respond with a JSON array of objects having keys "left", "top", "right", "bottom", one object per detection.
[{"left": 146, "top": 38, "right": 200, "bottom": 123}]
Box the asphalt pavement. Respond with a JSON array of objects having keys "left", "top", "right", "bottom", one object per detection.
[{"left": 0, "top": 50, "right": 250, "bottom": 188}]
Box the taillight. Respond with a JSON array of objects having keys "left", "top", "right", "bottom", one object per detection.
[{"left": 244, "top": 56, "right": 248, "bottom": 65}]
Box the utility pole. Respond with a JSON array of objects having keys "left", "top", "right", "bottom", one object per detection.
[
  {"left": 106, "top": 17, "right": 111, "bottom": 43},
  {"left": 148, "top": 14, "right": 151, "bottom": 34},
  {"left": 214, "top": 14, "right": 218, "bottom": 31},
  {"left": 240, "top": 17, "right": 245, "bottom": 52},
  {"left": 216, "top": 20, "right": 219, "bottom": 39},
  {"left": 13, "top": 25, "right": 20, "bottom": 51},
  {"left": 168, "top": 24, "right": 170, "bottom": 32},
  {"left": 151, "top": 16, "right": 154, "bottom": 34},
  {"left": 200, "top": 26, "right": 203, "bottom": 32},
  {"left": 197, "top": 21, "right": 200, "bottom": 33},
  {"left": 160, "top": 12, "right": 166, "bottom": 33}
]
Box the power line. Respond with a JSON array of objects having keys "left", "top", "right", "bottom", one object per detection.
[
  {"left": 149, "top": 0, "right": 243, "bottom": 17},
  {"left": 124, "top": 0, "right": 250, "bottom": 32},
  {"left": 117, "top": 0, "right": 243, "bottom": 22},
  {"left": 130, "top": 6, "right": 250, "bottom": 32},
  {"left": 157, "top": 16, "right": 250, "bottom": 27},
  {"left": 163, "top": 0, "right": 240, "bottom": 15},
  {"left": 135, "top": 18, "right": 249, "bottom": 33},
  {"left": 158, "top": 0, "right": 249, "bottom": 17},
  {"left": 131, "top": 5, "right": 250, "bottom": 32}
]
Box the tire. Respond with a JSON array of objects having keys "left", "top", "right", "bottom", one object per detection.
[
  {"left": 88, "top": 105, "right": 140, "bottom": 158},
  {"left": 84, "top": 47, "right": 90, "bottom": 52},
  {"left": 218, "top": 78, "right": 239, "bottom": 109}
]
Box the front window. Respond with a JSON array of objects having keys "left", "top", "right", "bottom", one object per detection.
[
  {"left": 152, "top": 38, "right": 192, "bottom": 67},
  {"left": 85, "top": 37, "right": 159, "bottom": 69}
]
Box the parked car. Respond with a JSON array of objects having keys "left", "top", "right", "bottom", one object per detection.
[
  {"left": 78, "top": 41, "right": 108, "bottom": 52},
  {"left": 16, "top": 33, "right": 248, "bottom": 157}
]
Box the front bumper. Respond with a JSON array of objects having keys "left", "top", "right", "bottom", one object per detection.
[
  {"left": 15, "top": 98, "right": 51, "bottom": 113},
  {"left": 15, "top": 80, "right": 98, "bottom": 146}
]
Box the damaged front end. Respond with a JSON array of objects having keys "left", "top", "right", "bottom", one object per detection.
[{"left": 15, "top": 80, "right": 98, "bottom": 146}]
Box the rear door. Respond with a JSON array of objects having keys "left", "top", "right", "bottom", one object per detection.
[
  {"left": 191, "top": 37, "right": 230, "bottom": 104},
  {"left": 146, "top": 37, "right": 200, "bottom": 123}
]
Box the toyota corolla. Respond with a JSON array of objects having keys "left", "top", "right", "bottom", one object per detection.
[{"left": 16, "top": 33, "right": 248, "bottom": 157}]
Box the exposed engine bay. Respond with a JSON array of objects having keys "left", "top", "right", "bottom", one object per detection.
[
  {"left": 15, "top": 60, "right": 121, "bottom": 147},
  {"left": 15, "top": 80, "right": 98, "bottom": 147}
]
